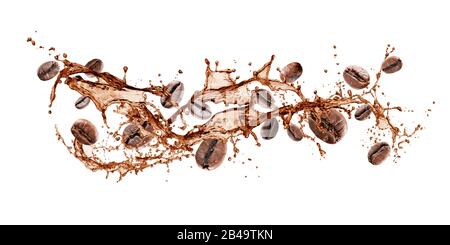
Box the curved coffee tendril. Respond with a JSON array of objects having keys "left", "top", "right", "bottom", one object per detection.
[{"left": 28, "top": 37, "right": 426, "bottom": 181}]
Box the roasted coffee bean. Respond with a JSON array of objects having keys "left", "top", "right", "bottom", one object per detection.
[
  {"left": 260, "top": 118, "right": 279, "bottom": 140},
  {"left": 287, "top": 123, "right": 303, "bottom": 141},
  {"left": 37, "top": 61, "right": 60, "bottom": 81},
  {"left": 343, "top": 65, "right": 370, "bottom": 89},
  {"left": 141, "top": 120, "right": 153, "bottom": 132},
  {"left": 85, "top": 58, "right": 104, "bottom": 73},
  {"left": 368, "top": 142, "right": 390, "bottom": 165},
  {"left": 280, "top": 62, "right": 303, "bottom": 83},
  {"left": 189, "top": 99, "right": 212, "bottom": 120},
  {"left": 74, "top": 96, "right": 91, "bottom": 109},
  {"left": 160, "top": 81, "right": 184, "bottom": 108},
  {"left": 308, "top": 109, "right": 347, "bottom": 144},
  {"left": 123, "top": 124, "right": 144, "bottom": 147},
  {"left": 195, "top": 139, "right": 227, "bottom": 170},
  {"left": 355, "top": 105, "right": 371, "bottom": 121},
  {"left": 71, "top": 119, "right": 98, "bottom": 145},
  {"left": 382, "top": 56, "right": 402, "bottom": 74},
  {"left": 252, "top": 89, "right": 274, "bottom": 109}
]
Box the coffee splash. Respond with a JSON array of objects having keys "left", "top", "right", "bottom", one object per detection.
[{"left": 28, "top": 37, "right": 430, "bottom": 181}]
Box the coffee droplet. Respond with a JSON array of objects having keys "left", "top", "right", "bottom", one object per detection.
[
  {"left": 189, "top": 99, "right": 212, "bottom": 120},
  {"left": 368, "top": 142, "right": 390, "bottom": 165},
  {"left": 355, "top": 104, "right": 371, "bottom": 121},
  {"left": 308, "top": 109, "right": 347, "bottom": 144},
  {"left": 75, "top": 96, "right": 91, "bottom": 109},
  {"left": 71, "top": 119, "right": 98, "bottom": 145},
  {"left": 261, "top": 118, "right": 279, "bottom": 140},
  {"left": 280, "top": 62, "right": 303, "bottom": 83},
  {"left": 382, "top": 56, "right": 402, "bottom": 74},
  {"left": 343, "top": 65, "right": 370, "bottom": 89},
  {"left": 287, "top": 123, "right": 304, "bottom": 141},
  {"left": 160, "top": 81, "right": 184, "bottom": 108},
  {"left": 37, "top": 61, "right": 60, "bottom": 81},
  {"left": 85, "top": 58, "right": 104, "bottom": 76},
  {"left": 252, "top": 89, "right": 275, "bottom": 109},
  {"left": 195, "top": 139, "right": 227, "bottom": 170}
]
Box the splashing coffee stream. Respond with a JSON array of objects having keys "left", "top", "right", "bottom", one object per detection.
[{"left": 29, "top": 37, "right": 427, "bottom": 180}]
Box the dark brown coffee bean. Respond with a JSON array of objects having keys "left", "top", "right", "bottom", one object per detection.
[
  {"left": 71, "top": 119, "right": 98, "bottom": 145},
  {"left": 85, "top": 59, "right": 104, "bottom": 73},
  {"left": 122, "top": 123, "right": 144, "bottom": 147},
  {"left": 287, "top": 123, "right": 303, "bottom": 141},
  {"left": 382, "top": 56, "right": 402, "bottom": 74},
  {"left": 280, "top": 62, "right": 303, "bottom": 83},
  {"left": 195, "top": 139, "right": 227, "bottom": 170},
  {"left": 252, "top": 89, "right": 274, "bottom": 109},
  {"left": 189, "top": 99, "right": 212, "bottom": 120},
  {"left": 260, "top": 118, "right": 279, "bottom": 140},
  {"left": 74, "top": 96, "right": 91, "bottom": 109},
  {"left": 368, "top": 142, "right": 390, "bottom": 165},
  {"left": 343, "top": 65, "right": 370, "bottom": 89},
  {"left": 141, "top": 120, "right": 153, "bottom": 132},
  {"left": 160, "top": 81, "right": 184, "bottom": 108},
  {"left": 355, "top": 105, "right": 371, "bottom": 121},
  {"left": 37, "top": 61, "right": 60, "bottom": 81},
  {"left": 308, "top": 109, "right": 347, "bottom": 144}
]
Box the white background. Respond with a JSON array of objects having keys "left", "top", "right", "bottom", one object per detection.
[{"left": 1, "top": 0, "right": 449, "bottom": 224}]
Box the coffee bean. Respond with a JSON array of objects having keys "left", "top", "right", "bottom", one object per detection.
[
  {"left": 37, "top": 61, "right": 60, "bottom": 81},
  {"left": 160, "top": 81, "right": 184, "bottom": 108},
  {"left": 252, "top": 89, "right": 274, "bottom": 109},
  {"left": 355, "top": 105, "right": 371, "bottom": 121},
  {"left": 280, "top": 62, "right": 303, "bottom": 83},
  {"left": 195, "top": 139, "right": 227, "bottom": 170},
  {"left": 74, "top": 96, "right": 91, "bottom": 109},
  {"left": 85, "top": 58, "right": 104, "bottom": 73},
  {"left": 308, "top": 109, "right": 347, "bottom": 144},
  {"left": 260, "top": 118, "right": 279, "bottom": 140},
  {"left": 287, "top": 123, "right": 303, "bottom": 141},
  {"left": 382, "top": 56, "right": 402, "bottom": 74},
  {"left": 71, "top": 119, "right": 98, "bottom": 145},
  {"left": 368, "top": 142, "right": 390, "bottom": 165},
  {"left": 343, "top": 65, "right": 370, "bottom": 89},
  {"left": 189, "top": 99, "right": 212, "bottom": 120},
  {"left": 141, "top": 120, "right": 153, "bottom": 132},
  {"left": 122, "top": 123, "right": 144, "bottom": 147}
]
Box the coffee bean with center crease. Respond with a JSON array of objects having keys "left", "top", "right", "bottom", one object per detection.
[
  {"left": 85, "top": 58, "right": 104, "bottom": 76},
  {"left": 75, "top": 96, "right": 91, "bottom": 109},
  {"left": 189, "top": 99, "right": 212, "bottom": 120},
  {"left": 280, "top": 62, "right": 303, "bottom": 83},
  {"left": 37, "top": 61, "right": 60, "bottom": 81},
  {"left": 287, "top": 123, "right": 304, "bottom": 141},
  {"left": 160, "top": 81, "right": 184, "bottom": 108},
  {"left": 141, "top": 120, "right": 153, "bottom": 132},
  {"left": 195, "top": 139, "right": 227, "bottom": 170},
  {"left": 355, "top": 105, "right": 372, "bottom": 121},
  {"left": 71, "top": 119, "right": 98, "bottom": 145},
  {"left": 382, "top": 56, "right": 402, "bottom": 74},
  {"left": 252, "top": 89, "right": 274, "bottom": 109},
  {"left": 343, "top": 65, "right": 370, "bottom": 89},
  {"left": 122, "top": 124, "right": 145, "bottom": 147},
  {"left": 261, "top": 118, "right": 279, "bottom": 140},
  {"left": 308, "top": 109, "right": 347, "bottom": 144},
  {"left": 368, "top": 142, "right": 390, "bottom": 165}
]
